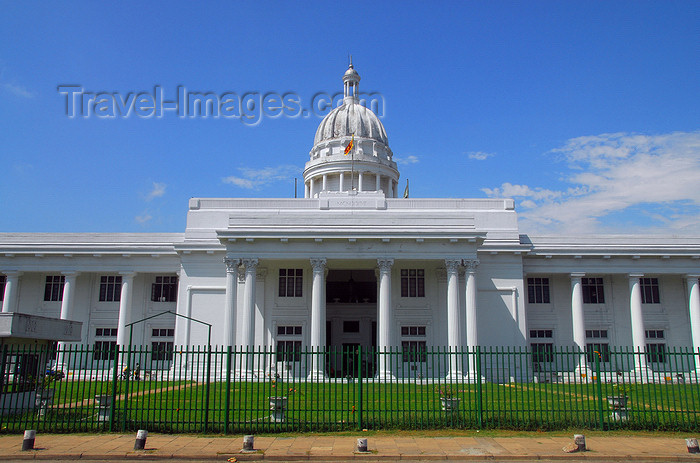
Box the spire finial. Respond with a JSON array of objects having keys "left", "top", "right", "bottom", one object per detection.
[{"left": 349, "top": 54, "right": 353, "bottom": 68}]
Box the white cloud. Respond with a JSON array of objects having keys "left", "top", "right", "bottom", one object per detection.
[
  {"left": 482, "top": 131, "right": 700, "bottom": 234},
  {"left": 135, "top": 213, "right": 152, "bottom": 224},
  {"left": 146, "top": 182, "right": 166, "bottom": 201},
  {"left": 223, "top": 165, "right": 299, "bottom": 190},
  {"left": 2, "top": 83, "right": 35, "bottom": 98},
  {"left": 394, "top": 155, "right": 419, "bottom": 165},
  {"left": 468, "top": 151, "right": 494, "bottom": 161}
]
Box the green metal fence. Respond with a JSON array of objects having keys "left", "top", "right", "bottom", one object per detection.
[{"left": 1, "top": 344, "right": 699, "bottom": 433}]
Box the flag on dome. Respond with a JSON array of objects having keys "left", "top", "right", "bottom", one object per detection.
[{"left": 344, "top": 134, "right": 354, "bottom": 155}]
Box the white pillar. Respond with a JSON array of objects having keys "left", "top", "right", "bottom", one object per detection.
[
  {"left": 388, "top": 180, "right": 394, "bottom": 198},
  {"left": 322, "top": 174, "right": 327, "bottom": 191},
  {"left": 309, "top": 178, "right": 315, "bottom": 198},
  {"left": 358, "top": 172, "right": 364, "bottom": 192},
  {"left": 375, "top": 174, "right": 381, "bottom": 192},
  {"left": 308, "top": 258, "right": 327, "bottom": 380},
  {"left": 629, "top": 274, "right": 648, "bottom": 374},
  {"left": 57, "top": 271, "right": 79, "bottom": 371},
  {"left": 236, "top": 265, "right": 246, "bottom": 344},
  {"left": 570, "top": 273, "right": 587, "bottom": 371},
  {"left": 687, "top": 276, "right": 700, "bottom": 371},
  {"left": 1, "top": 271, "right": 22, "bottom": 313},
  {"left": 240, "top": 258, "right": 258, "bottom": 349},
  {"left": 377, "top": 258, "right": 395, "bottom": 380},
  {"left": 339, "top": 172, "right": 345, "bottom": 192},
  {"left": 223, "top": 258, "right": 240, "bottom": 348},
  {"left": 304, "top": 182, "right": 309, "bottom": 198},
  {"left": 239, "top": 258, "right": 258, "bottom": 378},
  {"left": 464, "top": 259, "right": 480, "bottom": 380},
  {"left": 117, "top": 272, "right": 136, "bottom": 346},
  {"left": 445, "top": 259, "right": 462, "bottom": 379}
]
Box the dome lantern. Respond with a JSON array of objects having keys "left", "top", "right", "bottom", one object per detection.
[{"left": 342, "top": 58, "right": 361, "bottom": 104}]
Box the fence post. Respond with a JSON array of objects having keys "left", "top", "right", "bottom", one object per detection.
[
  {"left": 357, "top": 345, "right": 363, "bottom": 431},
  {"left": 225, "top": 346, "right": 232, "bottom": 434},
  {"left": 594, "top": 350, "right": 604, "bottom": 429},
  {"left": 0, "top": 344, "right": 7, "bottom": 430},
  {"left": 109, "top": 344, "right": 120, "bottom": 432},
  {"left": 204, "top": 344, "right": 212, "bottom": 433},
  {"left": 476, "top": 346, "right": 483, "bottom": 429}
]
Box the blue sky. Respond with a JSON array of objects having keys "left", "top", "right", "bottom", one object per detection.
[{"left": 1, "top": 1, "right": 699, "bottom": 235}]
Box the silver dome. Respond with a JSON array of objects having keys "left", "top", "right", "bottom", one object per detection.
[{"left": 313, "top": 102, "right": 389, "bottom": 146}]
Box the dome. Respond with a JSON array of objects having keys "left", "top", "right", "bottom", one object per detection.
[
  {"left": 303, "top": 63, "right": 400, "bottom": 199},
  {"left": 313, "top": 103, "right": 389, "bottom": 146}
]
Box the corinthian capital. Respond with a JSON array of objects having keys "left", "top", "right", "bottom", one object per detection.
[
  {"left": 241, "top": 258, "right": 259, "bottom": 274},
  {"left": 463, "top": 259, "right": 480, "bottom": 272},
  {"left": 377, "top": 258, "right": 394, "bottom": 274},
  {"left": 445, "top": 258, "right": 461, "bottom": 274},
  {"left": 223, "top": 257, "right": 240, "bottom": 274},
  {"left": 310, "top": 258, "right": 327, "bottom": 273}
]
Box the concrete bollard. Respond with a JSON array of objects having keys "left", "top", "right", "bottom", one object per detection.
[
  {"left": 134, "top": 429, "right": 148, "bottom": 450},
  {"left": 21, "top": 430, "right": 36, "bottom": 451},
  {"left": 243, "top": 435, "right": 255, "bottom": 451},
  {"left": 574, "top": 434, "right": 586, "bottom": 451},
  {"left": 357, "top": 438, "right": 368, "bottom": 452},
  {"left": 686, "top": 438, "right": 699, "bottom": 454}
]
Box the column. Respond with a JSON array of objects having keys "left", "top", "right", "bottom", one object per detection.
[
  {"left": 445, "top": 259, "right": 462, "bottom": 379},
  {"left": 377, "top": 258, "right": 395, "bottom": 380},
  {"left": 322, "top": 174, "right": 327, "bottom": 192},
  {"left": 464, "top": 259, "right": 480, "bottom": 380},
  {"left": 629, "top": 274, "right": 647, "bottom": 374},
  {"left": 687, "top": 276, "right": 700, "bottom": 371},
  {"left": 116, "top": 272, "right": 136, "bottom": 346},
  {"left": 308, "top": 258, "right": 327, "bottom": 380},
  {"left": 375, "top": 174, "right": 381, "bottom": 192},
  {"left": 1, "top": 271, "right": 22, "bottom": 313},
  {"left": 309, "top": 178, "right": 315, "bottom": 198},
  {"left": 304, "top": 182, "right": 309, "bottom": 198},
  {"left": 240, "top": 258, "right": 258, "bottom": 349},
  {"left": 570, "top": 273, "right": 587, "bottom": 371},
  {"left": 57, "top": 271, "right": 79, "bottom": 371},
  {"left": 358, "top": 172, "right": 364, "bottom": 192},
  {"left": 223, "top": 258, "right": 240, "bottom": 347},
  {"left": 239, "top": 258, "right": 258, "bottom": 378}
]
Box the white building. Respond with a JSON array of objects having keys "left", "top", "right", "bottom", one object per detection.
[{"left": 1, "top": 64, "right": 700, "bottom": 380}]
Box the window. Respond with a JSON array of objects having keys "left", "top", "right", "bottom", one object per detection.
[
  {"left": 530, "top": 329, "right": 554, "bottom": 363},
  {"left": 151, "top": 328, "right": 174, "bottom": 361},
  {"left": 646, "top": 330, "right": 666, "bottom": 363},
  {"left": 44, "top": 275, "right": 65, "bottom": 302},
  {"left": 152, "top": 342, "right": 174, "bottom": 361},
  {"left": 640, "top": 277, "right": 660, "bottom": 304},
  {"left": 152, "top": 328, "right": 175, "bottom": 337},
  {"left": 527, "top": 277, "right": 550, "bottom": 304},
  {"left": 400, "top": 269, "right": 425, "bottom": 297},
  {"left": 343, "top": 321, "right": 360, "bottom": 333},
  {"left": 151, "top": 276, "right": 178, "bottom": 302},
  {"left": 0, "top": 275, "right": 5, "bottom": 301},
  {"left": 279, "top": 269, "right": 303, "bottom": 297},
  {"left": 99, "top": 276, "right": 122, "bottom": 302},
  {"left": 276, "top": 325, "right": 302, "bottom": 362},
  {"left": 585, "top": 329, "right": 610, "bottom": 362},
  {"left": 401, "top": 325, "right": 427, "bottom": 362},
  {"left": 93, "top": 328, "right": 117, "bottom": 361},
  {"left": 582, "top": 277, "right": 605, "bottom": 303},
  {"left": 276, "top": 341, "right": 302, "bottom": 362}
]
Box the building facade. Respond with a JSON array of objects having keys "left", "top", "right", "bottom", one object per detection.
[{"left": 2, "top": 65, "right": 700, "bottom": 380}]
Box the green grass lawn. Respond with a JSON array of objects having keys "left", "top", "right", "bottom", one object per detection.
[{"left": 2, "top": 379, "right": 699, "bottom": 433}]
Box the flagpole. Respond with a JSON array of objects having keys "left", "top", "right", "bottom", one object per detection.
[{"left": 351, "top": 132, "right": 355, "bottom": 191}]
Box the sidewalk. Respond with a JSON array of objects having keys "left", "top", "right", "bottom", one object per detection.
[{"left": 0, "top": 433, "right": 698, "bottom": 461}]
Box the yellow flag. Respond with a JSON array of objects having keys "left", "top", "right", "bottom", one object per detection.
[{"left": 344, "top": 134, "right": 354, "bottom": 155}]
